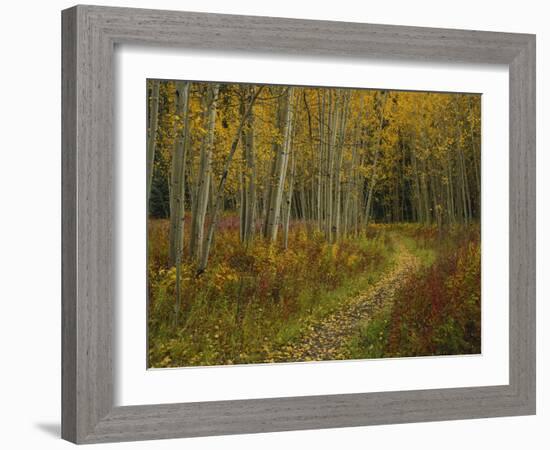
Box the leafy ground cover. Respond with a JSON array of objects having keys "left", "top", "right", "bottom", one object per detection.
[
  {"left": 148, "top": 219, "right": 395, "bottom": 367},
  {"left": 347, "top": 224, "right": 481, "bottom": 359}
]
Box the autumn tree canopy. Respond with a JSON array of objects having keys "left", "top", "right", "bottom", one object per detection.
[{"left": 148, "top": 80, "right": 480, "bottom": 266}]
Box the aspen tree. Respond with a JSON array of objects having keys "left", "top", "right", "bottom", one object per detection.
[
  {"left": 190, "top": 84, "right": 219, "bottom": 260},
  {"left": 265, "top": 87, "right": 295, "bottom": 242},
  {"left": 146, "top": 80, "right": 160, "bottom": 205},
  {"left": 242, "top": 86, "right": 257, "bottom": 243},
  {"left": 166, "top": 82, "right": 192, "bottom": 324},
  {"left": 169, "top": 81, "right": 190, "bottom": 265},
  {"left": 364, "top": 91, "right": 388, "bottom": 226}
]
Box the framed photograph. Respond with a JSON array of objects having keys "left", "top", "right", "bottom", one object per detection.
[{"left": 62, "top": 5, "right": 535, "bottom": 444}]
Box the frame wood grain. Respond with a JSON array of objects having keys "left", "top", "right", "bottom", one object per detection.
[{"left": 61, "top": 5, "right": 536, "bottom": 444}]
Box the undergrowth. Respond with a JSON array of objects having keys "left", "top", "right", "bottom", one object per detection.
[
  {"left": 147, "top": 219, "right": 394, "bottom": 367},
  {"left": 348, "top": 224, "right": 481, "bottom": 359}
]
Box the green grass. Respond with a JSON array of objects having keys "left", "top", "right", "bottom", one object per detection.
[
  {"left": 347, "top": 302, "right": 393, "bottom": 359},
  {"left": 400, "top": 236, "right": 436, "bottom": 267},
  {"left": 272, "top": 255, "right": 394, "bottom": 348}
]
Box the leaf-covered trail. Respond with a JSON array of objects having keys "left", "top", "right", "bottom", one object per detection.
[{"left": 271, "top": 239, "right": 420, "bottom": 362}]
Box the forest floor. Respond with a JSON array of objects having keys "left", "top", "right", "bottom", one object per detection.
[
  {"left": 148, "top": 223, "right": 480, "bottom": 367},
  {"left": 270, "top": 237, "right": 422, "bottom": 362}
]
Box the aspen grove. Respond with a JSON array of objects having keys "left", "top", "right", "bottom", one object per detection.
[{"left": 147, "top": 80, "right": 481, "bottom": 367}]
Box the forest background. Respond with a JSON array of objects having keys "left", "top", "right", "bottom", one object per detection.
[{"left": 146, "top": 80, "right": 482, "bottom": 368}]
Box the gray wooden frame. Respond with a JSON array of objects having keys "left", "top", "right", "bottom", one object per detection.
[{"left": 62, "top": 4, "right": 536, "bottom": 444}]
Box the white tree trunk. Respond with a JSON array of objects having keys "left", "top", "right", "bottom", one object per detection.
[
  {"left": 191, "top": 84, "right": 219, "bottom": 260},
  {"left": 146, "top": 80, "right": 160, "bottom": 206},
  {"left": 265, "top": 87, "right": 295, "bottom": 242},
  {"left": 364, "top": 91, "right": 388, "bottom": 226},
  {"left": 169, "top": 81, "right": 190, "bottom": 265}
]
